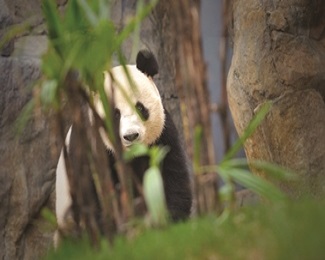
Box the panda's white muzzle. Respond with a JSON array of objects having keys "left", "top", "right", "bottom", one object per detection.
[{"left": 120, "top": 115, "right": 143, "bottom": 147}]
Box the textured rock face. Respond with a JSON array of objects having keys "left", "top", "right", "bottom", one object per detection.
[
  {"left": 0, "top": 0, "right": 14, "bottom": 56},
  {"left": 0, "top": 51, "right": 56, "bottom": 260},
  {"left": 0, "top": 2, "right": 58, "bottom": 259},
  {"left": 227, "top": 0, "right": 325, "bottom": 195}
]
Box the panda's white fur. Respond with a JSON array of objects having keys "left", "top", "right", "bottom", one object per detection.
[
  {"left": 55, "top": 50, "right": 192, "bottom": 245},
  {"left": 54, "top": 126, "right": 72, "bottom": 247},
  {"left": 55, "top": 62, "right": 165, "bottom": 244},
  {"left": 96, "top": 65, "right": 165, "bottom": 150}
]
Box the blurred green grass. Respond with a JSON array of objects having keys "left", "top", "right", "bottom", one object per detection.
[{"left": 47, "top": 198, "right": 325, "bottom": 260}]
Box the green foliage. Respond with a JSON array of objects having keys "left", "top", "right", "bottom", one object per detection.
[
  {"left": 36, "top": 1, "right": 305, "bottom": 258},
  {"left": 40, "top": 0, "right": 157, "bottom": 142},
  {"left": 143, "top": 166, "right": 168, "bottom": 226},
  {"left": 14, "top": 99, "right": 35, "bottom": 135},
  {"left": 42, "top": 0, "right": 157, "bottom": 84},
  {"left": 40, "top": 79, "right": 59, "bottom": 109},
  {"left": 222, "top": 158, "right": 297, "bottom": 182},
  {"left": 41, "top": 208, "right": 57, "bottom": 228},
  {"left": 123, "top": 143, "right": 149, "bottom": 161},
  {"left": 223, "top": 102, "right": 271, "bottom": 161},
  {"left": 196, "top": 102, "right": 295, "bottom": 207},
  {"left": 124, "top": 143, "right": 170, "bottom": 226},
  {"left": 47, "top": 199, "right": 325, "bottom": 260}
]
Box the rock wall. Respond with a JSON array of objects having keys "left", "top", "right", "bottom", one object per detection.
[
  {"left": 227, "top": 0, "right": 325, "bottom": 196},
  {"left": 0, "top": 0, "right": 57, "bottom": 259},
  {"left": 0, "top": 0, "right": 181, "bottom": 259}
]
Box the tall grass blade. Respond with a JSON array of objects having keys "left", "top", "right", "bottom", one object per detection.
[{"left": 223, "top": 102, "right": 271, "bottom": 162}]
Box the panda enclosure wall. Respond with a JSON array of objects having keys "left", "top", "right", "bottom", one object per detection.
[{"left": 1, "top": 0, "right": 325, "bottom": 259}]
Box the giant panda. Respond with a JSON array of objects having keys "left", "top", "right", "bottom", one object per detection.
[{"left": 55, "top": 50, "right": 192, "bottom": 239}]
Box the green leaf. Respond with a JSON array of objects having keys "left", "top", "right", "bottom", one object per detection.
[
  {"left": 143, "top": 166, "right": 168, "bottom": 226},
  {"left": 98, "top": 0, "right": 111, "bottom": 21},
  {"left": 130, "top": 0, "right": 144, "bottom": 61},
  {"left": 149, "top": 146, "right": 170, "bottom": 167},
  {"left": 221, "top": 168, "right": 287, "bottom": 201},
  {"left": 14, "top": 99, "right": 35, "bottom": 136},
  {"left": 42, "top": 0, "right": 64, "bottom": 55},
  {"left": 77, "top": 0, "right": 98, "bottom": 26},
  {"left": 41, "top": 207, "right": 57, "bottom": 227},
  {"left": 41, "top": 48, "right": 64, "bottom": 79},
  {"left": 221, "top": 158, "right": 297, "bottom": 181},
  {"left": 97, "top": 81, "right": 116, "bottom": 144},
  {"left": 64, "top": 0, "right": 86, "bottom": 31},
  {"left": 249, "top": 160, "right": 298, "bottom": 181},
  {"left": 115, "top": 0, "right": 158, "bottom": 48},
  {"left": 123, "top": 143, "right": 149, "bottom": 161},
  {"left": 223, "top": 102, "right": 272, "bottom": 161},
  {"left": 219, "top": 183, "right": 235, "bottom": 203},
  {"left": 41, "top": 79, "right": 59, "bottom": 108}
]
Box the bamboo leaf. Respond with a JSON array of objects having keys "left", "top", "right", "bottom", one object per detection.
[
  {"left": 14, "top": 99, "right": 35, "bottom": 136},
  {"left": 42, "top": 0, "right": 64, "bottom": 55},
  {"left": 223, "top": 102, "right": 272, "bottom": 161},
  {"left": 99, "top": 0, "right": 111, "bottom": 21},
  {"left": 123, "top": 143, "right": 149, "bottom": 161},
  {"left": 41, "top": 79, "right": 59, "bottom": 108},
  {"left": 249, "top": 160, "right": 297, "bottom": 181},
  {"left": 149, "top": 146, "right": 170, "bottom": 167},
  {"left": 143, "top": 167, "right": 168, "bottom": 226},
  {"left": 219, "top": 184, "right": 235, "bottom": 202},
  {"left": 115, "top": 0, "right": 158, "bottom": 48},
  {"left": 97, "top": 82, "right": 116, "bottom": 144},
  {"left": 221, "top": 158, "right": 297, "bottom": 181},
  {"left": 77, "top": 0, "right": 98, "bottom": 26},
  {"left": 222, "top": 168, "right": 287, "bottom": 201},
  {"left": 130, "top": 0, "right": 144, "bottom": 61},
  {"left": 41, "top": 208, "right": 57, "bottom": 227}
]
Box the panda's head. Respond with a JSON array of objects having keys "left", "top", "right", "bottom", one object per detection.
[{"left": 95, "top": 50, "right": 165, "bottom": 151}]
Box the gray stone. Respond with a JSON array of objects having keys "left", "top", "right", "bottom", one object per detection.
[
  {"left": 228, "top": 0, "right": 325, "bottom": 196},
  {"left": 0, "top": 56, "right": 58, "bottom": 260},
  {"left": 0, "top": 0, "right": 14, "bottom": 56},
  {"left": 12, "top": 35, "right": 48, "bottom": 60}
]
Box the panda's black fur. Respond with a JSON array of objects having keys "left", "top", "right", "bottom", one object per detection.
[
  {"left": 107, "top": 50, "right": 192, "bottom": 221},
  {"left": 136, "top": 49, "right": 159, "bottom": 77}
]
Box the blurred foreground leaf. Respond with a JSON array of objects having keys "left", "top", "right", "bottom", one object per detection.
[
  {"left": 223, "top": 102, "right": 271, "bottom": 161},
  {"left": 143, "top": 167, "right": 168, "bottom": 226}
]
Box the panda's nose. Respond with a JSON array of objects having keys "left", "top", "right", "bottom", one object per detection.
[{"left": 123, "top": 132, "right": 139, "bottom": 142}]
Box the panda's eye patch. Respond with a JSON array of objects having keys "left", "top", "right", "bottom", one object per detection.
[
  {"left": 135, "top": 101, "right": 149, "bottom": 121},
  {"left": 114, "top": 108, "right": 121, "bottom": 120}
]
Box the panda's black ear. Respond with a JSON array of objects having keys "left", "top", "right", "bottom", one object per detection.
[{"left": 136, "top": 49, "right": 159, "bottom": 77}]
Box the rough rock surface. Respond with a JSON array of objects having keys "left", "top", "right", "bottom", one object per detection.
[
  {"left": 0, "top": 0, "right": 58, "bottom": 258},
  {"left": 227, "top": 0, "right": 325, "bottom": 196},
  {"left": 0, "top": 56, "right": 58, "bottom": 260},
  {"left": 0, "top": 0, "right": 14, "bottom": 56}
]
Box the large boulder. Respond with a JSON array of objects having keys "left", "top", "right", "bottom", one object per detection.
[
  {"left": 0, "top": 1, "right": 58, "bottom": 259},
  {"left": 227, "top": 0, "right": 325, "bottom": 196}
]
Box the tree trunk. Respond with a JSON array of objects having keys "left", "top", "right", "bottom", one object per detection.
[{"left": 228, "top": 0, "right": 325, "bottom": 196}]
